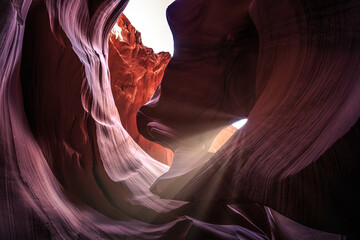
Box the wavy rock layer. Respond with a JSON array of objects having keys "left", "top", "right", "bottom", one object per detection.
[
  {"left": 109, "top": 15, "right": 173, "bottom": 165},
  {"left": 145, "top": 0, "right": 360, "bottom": 236},
  {"left": 0, "top": 0, "right": 358, "bottom": 239},
  {"left": 137, "top": 0, "right": 259, "bottom": 151}
]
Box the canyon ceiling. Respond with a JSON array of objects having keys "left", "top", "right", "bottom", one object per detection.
[{"left": 0, "top": 0, "right": 359, "bottom": 239}]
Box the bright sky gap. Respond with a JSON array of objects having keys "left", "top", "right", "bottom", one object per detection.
[
  {"left": 232, "top": 119, "right": 248, "bottom": 129},
  {"left": 123, "top": 0, "right": 175, "bottom": 55}
]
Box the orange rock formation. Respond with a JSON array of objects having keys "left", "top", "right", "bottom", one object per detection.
[{"left": 109, "top": 15, "right": 173, "bottom": 165}]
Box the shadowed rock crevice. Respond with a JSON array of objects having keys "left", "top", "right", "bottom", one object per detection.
[{"left": 0, "top": 0, "right": 359, "bottom": 238}]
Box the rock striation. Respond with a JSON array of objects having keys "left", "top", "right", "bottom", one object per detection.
[
  {"left": 0, "top": 0, "right": 359, "bottom": 239},
  {"left": 145, "top": 0, "right": 360, "bottom": 236},
  {"left": 109, "top": 14, "right": 173, "bottom": 165}
]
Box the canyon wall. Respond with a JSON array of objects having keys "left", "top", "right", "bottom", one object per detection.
[
  {"left": 0, "top": 0, "right": 359, "bottom": 239},
  {"left": 145, "top": 0, "right": 360, "bottom": 235},
  {"left": 109, "top": 14, "right": 173, "bottom": 165}
]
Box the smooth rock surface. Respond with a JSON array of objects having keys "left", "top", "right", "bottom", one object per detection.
[
  {"left": 109, "top": 14, "right": 173, "bottom": 165},
  {"left": 0, "top": 0, "right": 358, "bottom": 239}
]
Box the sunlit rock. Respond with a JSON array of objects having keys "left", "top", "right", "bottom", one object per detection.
[
  {"left": 0, "top": 0, "right": 359, "bottom": 239},
  {"left": 109, "top": 14, "right": 173, "bottom": 165}
]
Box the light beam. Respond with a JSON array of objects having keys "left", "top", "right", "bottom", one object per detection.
[{"left": 232, "top": 118, "right": 248, "bottom": 129}]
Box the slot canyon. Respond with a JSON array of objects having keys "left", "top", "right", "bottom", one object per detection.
[{"left": 0, "top": 0, "right": 359, "bottom": 239}]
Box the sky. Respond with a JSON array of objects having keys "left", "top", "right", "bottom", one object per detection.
[{"left": 123, "top": 0, "right": 175, "bottom": 55}]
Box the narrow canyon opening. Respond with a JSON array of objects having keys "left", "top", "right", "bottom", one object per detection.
[
  {"left": 108, "top": 6, "right": 249, "bottom": 165},
  {"left": 3, "top": 0, "right": 358, "bottom": 238}
]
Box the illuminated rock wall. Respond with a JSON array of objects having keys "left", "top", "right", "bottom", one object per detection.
[
  {"left": 0, "top": 0, "right": 359, "bottom": 239},
  {"left": 109, "top": 15, "right": 173, "bottom": 165},
  {"left": 146, "top": 0, "right": 360, "bottom": 235}
]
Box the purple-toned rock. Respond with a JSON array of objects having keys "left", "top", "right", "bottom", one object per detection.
[{"left": 0, "top": 0, "right": 358, "bottom": 238}]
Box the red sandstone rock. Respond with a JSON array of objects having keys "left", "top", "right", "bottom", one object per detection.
[
  {"left": 148, "top": 0, "right": 360, "bottom": 236},
  {"left": 0, "top": 0, "right": 359, "bottom": 239},
  {"left": 137, "top": 0, "right": 259, "bottom": 151},
  {"left": 109, "top": 15, "right": 173, "bottom": 165}
]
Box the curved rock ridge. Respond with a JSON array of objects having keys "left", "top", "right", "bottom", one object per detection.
[
  {"left": 0, "top": 0, "right": 358, "bottom": 239},
  {"left": 137, "top": 0, "right": 259, "bottom": 151},
  {"left": 1, "top": 0, "right": 277, "bottom": 239},
  {"left": 109, "top": 14, "right": 173, "bottom": 165},
  {"left": 146, "top": 0, "right": 360, "bottom": 236}
]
